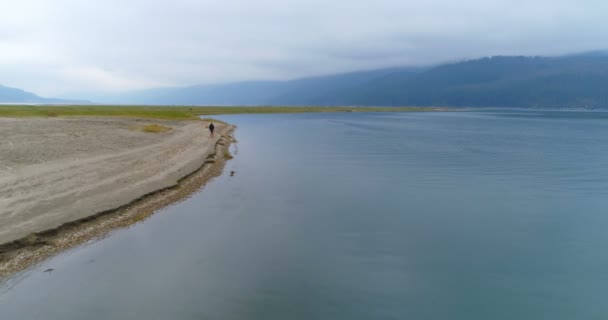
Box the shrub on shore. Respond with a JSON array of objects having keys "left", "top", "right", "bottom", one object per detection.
[{"left": 141, "top": 124, "right": 172, "bottom": 133}]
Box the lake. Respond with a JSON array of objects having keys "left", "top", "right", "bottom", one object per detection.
[{"left": 2, "top": 110, "right": 608, "bottom": 319}]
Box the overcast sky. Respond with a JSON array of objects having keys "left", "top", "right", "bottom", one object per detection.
[{"left": 1, "top": 0, "right": 607, "bottom": 96}]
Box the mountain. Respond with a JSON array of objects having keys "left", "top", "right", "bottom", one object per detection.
[
  {"left": 65, "top": 51, "right": 608, "bottom": 108},
  {"left": 330, "top": 53, "right": 608, "bottom": 108},
  {"left": 0, "top": 84, "right": 87, "bottom": 104},
  {"left": 95, "top": 67, "right": 424, "bottom": 105},
  {"left": 0, "top": 85, "right": 47, "bottom": 103}
]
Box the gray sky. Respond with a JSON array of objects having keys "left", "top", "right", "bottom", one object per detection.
[{"left": 1, "top": 0, "right": 607, "bottom": 96}]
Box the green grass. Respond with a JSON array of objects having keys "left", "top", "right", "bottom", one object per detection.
[
  {"left": 200, "top": 117, "right": 227, "bottom": 124},
  {"left": 0, "top": 105, "right": 449, "bottom": 120}
]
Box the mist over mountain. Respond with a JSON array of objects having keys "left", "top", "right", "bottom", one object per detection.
[
  {"left": 93, "top": 67, "right": 423, "bottom": 105},
  {"left": 0, "top": 84, "right": 87, "bottom": 104},
  {"left": 85, "top": 52, "right": 608, "bottom": 108},
  {"left": 5, "top": 51, "right": 608, "bottom": 108},
  {"left": 0, "top": 85, "right": 52, "bottom": 103}
]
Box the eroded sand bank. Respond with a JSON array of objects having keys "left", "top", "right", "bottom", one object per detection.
[{"left": 0, "top": 118, "right": 233, "bottom": 266}]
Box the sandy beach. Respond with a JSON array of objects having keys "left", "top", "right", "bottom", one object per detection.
[{"left": 0, "top": 117, "right": 233, "bottom": 275}]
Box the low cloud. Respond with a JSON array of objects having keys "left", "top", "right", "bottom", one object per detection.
[{"left": 0, "top": 0, "right": 607, "bottom": 96}]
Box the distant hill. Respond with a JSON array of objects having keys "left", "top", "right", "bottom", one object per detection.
[
  {"left": 0, "top": 84, "right": 87, "bottom": 104},
  {"left": 91, "top": 52, "right": 608, "bottom": 108},
  {"left": 96, "top": 67, "right": 424, "bottom": 105},
  {"left": 330, "top": 53, "right": 608, "bottom": 108},
  {"left": 0, "top": 85, "right": 47, "bottom": 103}
]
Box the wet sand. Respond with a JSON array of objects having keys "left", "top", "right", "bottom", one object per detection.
[{"left": 0, "top": 117, "right": 234, "bottom": 277}]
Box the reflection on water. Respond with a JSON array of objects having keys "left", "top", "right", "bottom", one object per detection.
[{"left": 2, "top": 110, "right": 608, "bottom": 319}]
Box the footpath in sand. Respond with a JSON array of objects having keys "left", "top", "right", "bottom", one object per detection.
[{"left": 0, "top": 117, "right": 230, "bottom": 245}]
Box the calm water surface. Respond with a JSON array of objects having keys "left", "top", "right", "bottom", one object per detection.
[{"left": 2, "top": 110, "right": 608, "bottom": 319}]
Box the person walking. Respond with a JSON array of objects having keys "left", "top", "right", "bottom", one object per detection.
[{"left": 208, "top": 122, "right": 215, "bottom": 137}]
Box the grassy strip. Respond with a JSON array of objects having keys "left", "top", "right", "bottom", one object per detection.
[
  {"left": 0, "top": 105, "right": 447, "bottom": 120},
  {"left": 141, "top": 124, "right": 172, "bottom": 133}
]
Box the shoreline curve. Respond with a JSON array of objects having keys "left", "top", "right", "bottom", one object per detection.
[{"left": 0, "top": 124, "right": 235, "bottom": 279}]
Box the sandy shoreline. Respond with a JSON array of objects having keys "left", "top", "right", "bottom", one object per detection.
[{"left": 0, "top": 117, "right": 234, "bottom": 278}]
